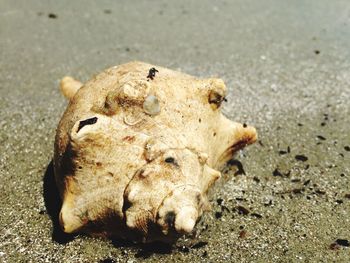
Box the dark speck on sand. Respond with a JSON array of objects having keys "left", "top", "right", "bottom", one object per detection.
[{"left": 48, "top": 13, "right": 57, "bottom": 19}]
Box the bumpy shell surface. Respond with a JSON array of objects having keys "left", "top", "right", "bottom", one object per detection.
[{"left": 54, "top": 61, "right": 257, "bottom": 243}]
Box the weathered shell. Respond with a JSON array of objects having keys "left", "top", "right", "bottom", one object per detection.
[{"left": 54, "top": 61, "right": 257, "bottom": 243}]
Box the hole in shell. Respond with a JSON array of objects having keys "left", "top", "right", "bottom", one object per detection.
[
  {"left": 164, "top": 211, "right": 176, "bottom": 228},
  {"left": 165, "top": 157, "right": 175, "bottom": 163},
  {"left": 77, "top": 117, "right": 98, "bottom": 132},
  {"left": 164, "top": 157, "right": 179, "bottom": 167}
]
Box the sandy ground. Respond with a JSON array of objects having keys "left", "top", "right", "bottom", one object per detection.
[{"left": 0, "top": 0, "right": 350, "bottom": 262}]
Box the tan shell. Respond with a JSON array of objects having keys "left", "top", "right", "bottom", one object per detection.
[{"left": 54, "top": 61, "right": 257, "bottom": 243}]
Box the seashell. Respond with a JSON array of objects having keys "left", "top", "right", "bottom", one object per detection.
[
  {"left": 54, "top": 61, "right": 257, "bottom": 243},
  {"left": 143, "top": 94, "right": 160, "bottom": 116}
]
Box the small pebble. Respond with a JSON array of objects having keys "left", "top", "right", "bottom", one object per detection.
[{"left": 143, "top": 95, "right": 160, "bottom": 116}]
